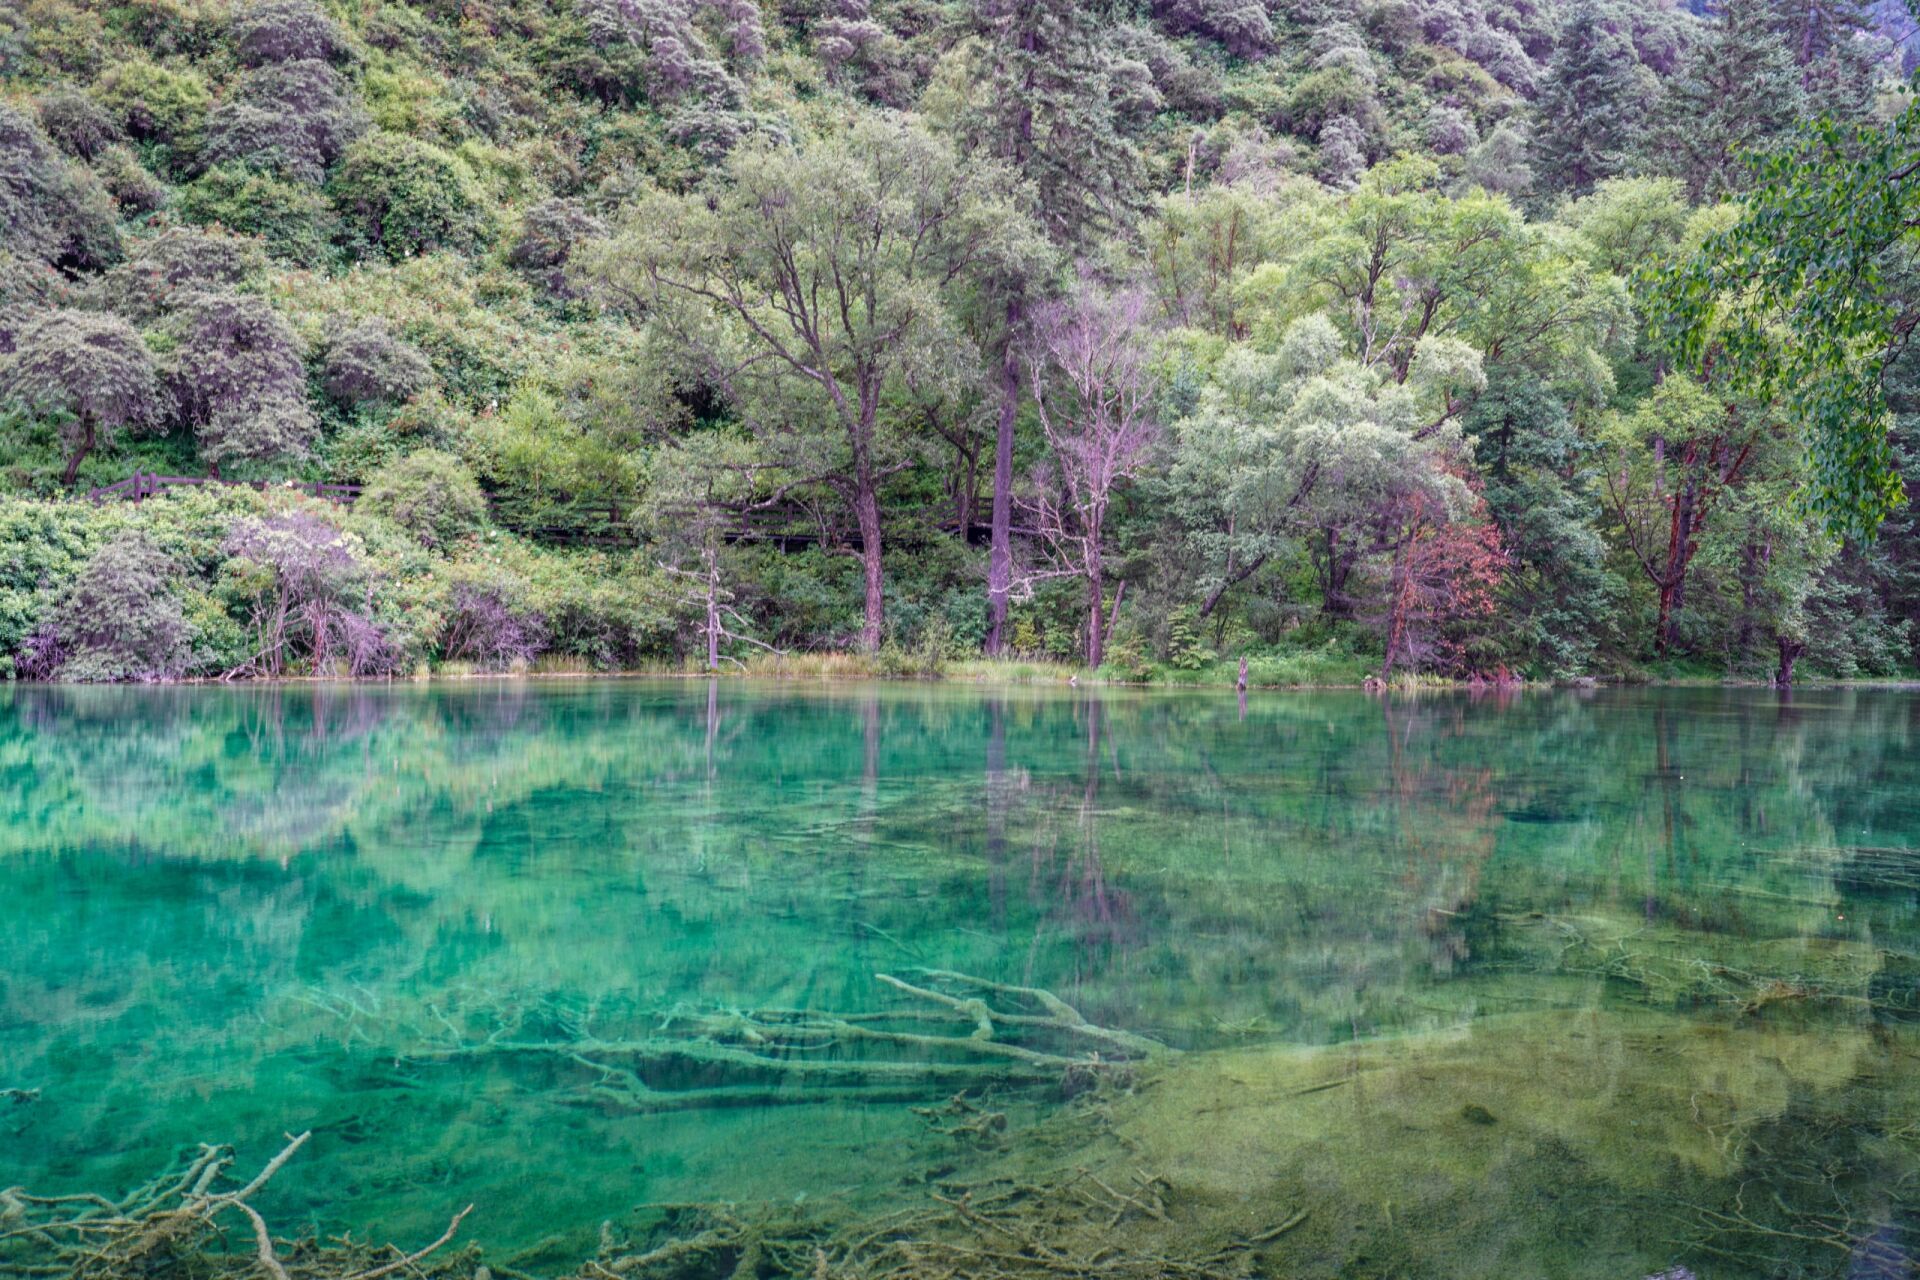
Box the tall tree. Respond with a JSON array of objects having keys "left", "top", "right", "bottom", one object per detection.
[
  {"left": 1021, "top": 280, "right": 1158, "bottom": 668},
  {"left": 1771, "top": 0, "right": 1889, "bottom": 118},
  {"left": 1648, "top": 0, "right": 1807, "bottom": 200},
  {"left": 1656, "top": 96, "right": 1920, "bottom": 537},
  {"left": 597, "top": 117, "right": 1030, "bottom": 650},
  {"left": 1598, "top": 377, "right": 1767, "bottom": 651},
  {"left": 957, "top": 0, "right": 1152, "bottom": 654},
  {"left": 1532, "top": 0, "right": 1657, "bottom": 196}
]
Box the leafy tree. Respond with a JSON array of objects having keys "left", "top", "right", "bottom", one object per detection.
[
  {"left": 1647, "top": 0, "right": 1805, "bottom": 200},
  {"left": 952, "top": 0, "right": 1154, "bottom": 653},
  {"left": 177, "top": 166, "right": 338, "bottom": 266},
  {"left": 508, "top": 198, "right": 605, "bottom": 298},
  {"left": 1597, "top": 375, "right": 1768, "bottom": 651},
  {"left": 95, "top": 227, "right": 265, "bottom": 323},
  {"left": 35, "top": 87, "right": 121, "bottom": 161},
  {"left": 1658, "top": 96, "right": 1920, "bottom": 539},
  {"left": 230, "top": 0, "right": 348, "bottom": 67},
  {"left": 91, "top": 59, "right": 211, "bottom": 153},
  {"left": 202, "top": 59, "right": 366, "bottom": 182},
  {"left": 597, "top": 117, "right": 1031, "bottom": 650},
  {"left": 0, "top": 103, "right": 120, "bottom": 272},
  {"left": 1772, "top": 0, "right": 1890, "bottom": 119},
  {"left": 93, "top": 146, "right": 168, "bottom": 216},
  {"left": 163, "top": 289, "right": 315, "bottom": 471},
  {"left": 1532, "top": 0, "right": 1657, "bottom": 195},
  {"left": 1, "top": 308, "right": 163, "bottom": 485},
  {"left": 0, "top": 250, "right": 71, "bottom": 354},
  {"left": 1466, "top": 368, "right": 1615, "bottom": 673}
]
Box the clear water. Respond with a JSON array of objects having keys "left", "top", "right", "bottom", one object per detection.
[{"left": 4, "top": 681, "right": 1919, "bottom": 1277}]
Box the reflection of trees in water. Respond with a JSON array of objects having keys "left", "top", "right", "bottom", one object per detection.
[
  {"left": 1038, "top": 698, "right": 1138, "bottom": 962},
  {"left": 1380, "top": 697, "right": 1501, "bottom": 980}
]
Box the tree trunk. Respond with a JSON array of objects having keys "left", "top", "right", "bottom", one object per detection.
[
  {"left": 855, "top": 480, "right": 885, "bottom": 652},
  {"left": 985, "top": 301, "right": 1021, "bottom": 655},
  {"left": 1320, "top": 528, "right": 1356, "bottom": 618},
  {"left": 1085, "top": 547, "right": 1104, "bottom": 669},
  {"left": 705, "top": 547, "right": 721, "bottom": 672},
  {"left": 62, "top": 412, "right": 95, "bottom": 488},
  {"left": 1774, "top": 635, "right": 1804, "bottom": 688},
  {"left": 1656, "top": 479, "right": 1697, "bottom": 652}
]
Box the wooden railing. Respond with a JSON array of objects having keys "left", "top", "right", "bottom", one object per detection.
[{"left": 88, "top": 473, "right": 363, "bottom": 505}]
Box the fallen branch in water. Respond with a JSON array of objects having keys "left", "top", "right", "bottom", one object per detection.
[
  {"left": 0, "top": 1133, "right": 475, "bottom": 1280},
  {"left": 408, "top": 969, "right": 1168, "bottom": 1115}
]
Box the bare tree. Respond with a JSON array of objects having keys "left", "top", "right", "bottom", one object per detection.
[{"left": 1020, "top": 280, "right": 1157, "bottom": 668}]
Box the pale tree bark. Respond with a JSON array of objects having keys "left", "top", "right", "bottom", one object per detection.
[{"left": 1019, "top": 279, "right": 1157, "bottom": 669}]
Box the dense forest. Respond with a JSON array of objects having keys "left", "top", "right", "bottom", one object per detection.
[{"left": 1, "top": 0, "right": 1917, "bottom": 683}]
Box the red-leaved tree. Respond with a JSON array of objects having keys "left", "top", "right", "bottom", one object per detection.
[{"left": 1378, "top": 484, "right": 1509, "bottom": 677}]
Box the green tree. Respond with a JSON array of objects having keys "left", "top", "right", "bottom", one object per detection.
[
  {"left": 1656, "top": 102, "right": 1920, "bottom": 538},
  {"left": 1597, "top": 376, "right": 1769, "bottom": 652},
  {"left": 596, "top": 117, "right": 1031, "bottom": 650},
  {"left": 1647, "top": 0, "right": 1806, "bottom": 200},
  {"left": 1, "top": 308, "right": 162, "bottom": 486},
  {"left": 1532, "top": 0, "right": 1656, "bottom": 196},
  {"left": 948, "top": 0, "right": 1154, "bottom": 653}
]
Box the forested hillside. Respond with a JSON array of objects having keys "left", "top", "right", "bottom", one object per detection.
[{"left": 0, "top": 0, "right": 1915, "bottom": 683}]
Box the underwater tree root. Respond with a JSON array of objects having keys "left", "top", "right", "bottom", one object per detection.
[{"left": 0, "top": 1132, "right": 475, "bottom": 1280}]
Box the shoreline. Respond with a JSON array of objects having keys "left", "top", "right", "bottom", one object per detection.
[{"left": 10, "top": 665, "right": 1920, "bottom": 692}]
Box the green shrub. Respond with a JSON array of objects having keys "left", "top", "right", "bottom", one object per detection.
[
  {"left": 36, "top": 86, "right": 121, "bottom": 160},
  {"left": 92, "top": 59, "right": 210, "bottom": 150},
  {"left": 42, "top": 528, "right": 190, "bottom": 681},
  {"left": 177, "top": 166, "right": 339, "bottom": 266},
  {"left": 327, "top": 133, "right": 485, "bottom": 260},
  {"left": 358, "top": 449, "right": 488, "bottom": 548},
  {"left": 322, "top": 318, "right": 433, "bottom": 406}
]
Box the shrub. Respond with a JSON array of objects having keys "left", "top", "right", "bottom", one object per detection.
[
  {"left": 45, "top": 529, "right": 191, "bottom": 681},
  {"left": 0, "top": 103, "right": 121, "bottom": 271},
  {"left": 231, "top": 0, "right": 347, "bottom": 66},
  {"left": 96, "top": 227, "right": 265, "bottom": 323},
  {"left": 202, "top": 58, "right": 366, "bottom": 182},
  {"left": 36, "top": 86, "right": 121, "bottom": 160},
  {"left": 0, "top": 497, "right": 108, "bottom": 673},
  {"left": 438, "top": 563, "right": 547, "bottom": 670},
  {"left": 201, "top": 391, "right": 318, "bottom": 468},
  {"left": 94, "top": 145, "right": 169, "bottom": 215},
  {"left": 359, "top": 449, "right": 488, "bottom": 547},
  {"left": 1153, "top": 0, "right": 1273, "bottom": 57},
  {"left": 177, "top": 165, "right": 338, "bottom": 266},
  {"left": 322, "top": 318, "right": 433, "bottom": 406},
  {"left": 0, "top": 251, "right": 71, "bottom": 354},
  {"left": 507, "top": 197, "right": 603, "bottom": 297},
  {"left": 92, "top": 59, "right": 211, "bottom": 148},
  {"left": 220, "top": 510, "right": 400, "bottom": 675},
  {"left": 326, "top": 132, "right": 484, "bottom": 259}
]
